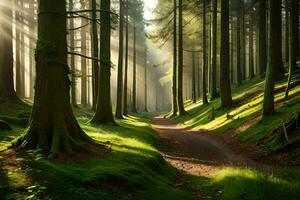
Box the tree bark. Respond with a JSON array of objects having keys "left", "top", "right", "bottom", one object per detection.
[
  {"left": 202, "top": 0, "right": 208, "bottom": 104},
  {"left": 220, "top": 0, "right": 232, "bottom": 108},
  {"left": 81, "top": 18, "right": 88, "bottom": 106},
  {"left": 210, "top": 0, "right": 218, "bottom": 100},
  {"left": 172, "top": 0, "right": 178, "bottom": 116},
  {"left": 258, "top": 0, "right": 267, "bottom": 76},
  {"left": 241, "top": 1, "right": 246, "bottom": 80},
  {"left": 123, "top": 0, "right": 129, "bottom": 116},
  {"left": 90, "top": 0, "right": 99, "bottom": 110},
  {"left": 249, "top": 13, "right": 255, "bottom": 79},
  {"left": 289, "top": 0, "right": 299, "bottom": 72},
  {"left": 236, "top": 0, "right": 242, "bottom": 86},
  {"left": 91, "top": 0, "right": 115, "bottom": 124},
  {"left": 263, "top": 0, "right": 281, "bottom": 117},
  {"left": 144, "top": 46, "right": 148, "bottom": 112},
  {"left": 115, "top": 0, "right": 124, "bottom": 119},
  {"left": 13, "top": 0, "right": 93, "bottom": 157},
  {"left": 177, "top": 0, "right": 187, "bottom": 115},
  {"left": 0, "top": 0, "right": 22, "bottom": 104},
  {"left": 132, "top": 21, "right": 137, "bottom": 113},
  {"left": 192, "top": 50, "right": 196, "bottom": 104},
  {"left": 285, "top": 0, "right": 289, "bottom": 63}
]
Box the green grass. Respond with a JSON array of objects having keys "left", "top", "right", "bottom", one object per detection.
[
  {"left": 172, "top": 76, "right": 300, "bottom": 151},
  {"left": 0, "top": 114, "right": 193, "bottom": 200}
]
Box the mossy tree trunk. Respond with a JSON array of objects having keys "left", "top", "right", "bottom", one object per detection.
[
  {"left": 202, "top": 0, "right": 208, "bottom": 105},
  {"left": 263, "top": 0, "right": 281, "bottom": 118},
  {"left": 177, "top": 0, "right": 187, "bottom": 115},
  {"left": 258, "top": 0, "right": 267, "bottom": 76},
  {"left": 91, "top": 0, "right": 115, "bottom": 124},
  {"left": 0, "top": 0, "right": 22, "bottom": 104},
  {"left": 116, "top": 0, "right": 124, "bottom": 119},
  {"left": 236, "top": 0, "right": 242, "bottom": 86},
  {"left": 13, "top": 0, "right": 93, "bottom": 157},
  {"left": 172, "top": 0, "right": 178, "bottom": 116},
  {"left": 123, "top": 0, "right": 129, "bottom": 116},
  {"left": 220, "top": 0, "right": 232, "bottom": 108}
]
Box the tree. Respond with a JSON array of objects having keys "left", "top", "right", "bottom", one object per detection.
[
  {"left": 289, "top": 0, "right": 299, "bottom": 72},
  {"left": 123, "top": 0, "right": 129, "bottom": 116},
  {"left": 249, "top": 11, "right": 255, "bottom": 79},
  {"left": 144, "top": 47, "right": 148, "bottom": 112},
  {"left": 263, "top": 0, "right": 281, "bottom": 117},
  {"left": 13, "top": 0, "right": 93, "bottom": 157},
  {"left": 202, "top": 0, "right": 208, "bottom": 105},
  {"left": 236, "top": 0, "right": 242, "bottom": 86},
  {"left": 210, "top": 0, "right": 218, "bottom": 100},
  {"left": 115, "top": 0, "right": 125, "bottom": 119},
  {"left": 220, "top": 0, "right": 232, "bottom": 108},
  {"left": 172, "top": 0, "right": 178, "bottom": 116},
  {"left": 177, "top": 0, "right": 187, "bottom": 115},
  {"left": 81, "top": 17, "right": 88, "bottom": 106},
  {"left": 90, "top": 0, "right": 99, "bottom": 110},
  {"left": 69, "top": 0, "right": 77, "bottom": 106},
  {"left": 0, "top": 0, "right": 22, "bottom": 104},
  {"left": 132, "top": 21, "right": 138, "bottom": 113},
  {"left": 192, "top": 50, "right": 197, "bottom": 103},
  {"left": 258, "top": 0, "right": 267, "bottom": 76},
  {"left": 91, "top": 0, "right": 115, "bottom": 124}
]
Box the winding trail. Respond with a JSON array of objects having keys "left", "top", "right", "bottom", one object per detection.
[{"left": 152, "top": 116, "right": 270, "bottom": 177}]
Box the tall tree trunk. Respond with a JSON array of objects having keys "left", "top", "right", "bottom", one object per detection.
[
  {"left": 192, "top": 50, "right": 196, "bottom": 103},
  {"left": 285, "top": 0, "right": 289, "bottom": 63},
  {"left": 123, "top": 0, "right": 129, "bottom": 116},
  {"left": 249, "top": 14, "right": 255, "bottom": 79},
  {"left": 91, "top": 0, "right": 115, "bottom": 124},
  {"left": 15, "top": 0, "right": 21, "bottom": 96},
  {"left": 81, "top": 18, "right": 87, "bottom": 106},
  {"left": 220, "top": 0, "right": 232, "bottom": 108},
  {"left": 13, "top": 0, "right": 93, "bottom": 157},
  {"left": 273, "top": 0, "right": 285, "bottom": 81},
  {"left": 90, "top": 0, "right": 99, "bottom": 110},
  {"left": 144, "top": 47, "right": 148, "bottom": 112},
  {"left": 210, "top": 0, "right": 218, "bottom": 100},
  {"left": 115, "top": 0, "right": 124, "bottom": 119},
  {"left": 241, "top": 1, "right": 246, "bottom": 80},
  {"left": 0, "top": 0, "right": 21, "bottom": 104},
  {"left": 258, "top": 0, "right": 267, "bottom": 76},
  {"left": 132, "top": 21, "right": 137, "bottom": 113},
  {"left": 69, "top": 0, "right": 77, "bottom": 106},
  {"left": 289, "top": 0, "right": 299, "bottom": 71},
  {"left": 19, "top": 0, "right": 25, "bottom": 97},
  {"left": 202, "top": 0, "right": 208, "bottom": 104},
  {"left": 29, "top": 0, "right": 36, "bottom": 99},
  {"left": 236, "top": 1, "right": 242, "bottom": 86},
  {"left": 263, "top": 0, "right": 281, "bottom": 117},
  {"left": 172, "top": 0, "right": 178, "bottom": 116},
  {"left": 177, "top": 0, "right": 187, "bottom": 115}
]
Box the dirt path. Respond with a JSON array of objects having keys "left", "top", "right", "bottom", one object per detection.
[{"left": 152, "top": 116, "right": 270, "bottom": 177}]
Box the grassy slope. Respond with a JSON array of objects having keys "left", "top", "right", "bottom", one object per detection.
[
  {"left": 0, "top": 113, "right": 193, "bottom": 200},
  {"left": 172, "top": 76, "right": 300, "bottom": 151}
]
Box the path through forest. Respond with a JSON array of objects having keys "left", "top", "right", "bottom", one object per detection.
[{"left": 152, "top": 116, "right": 270, "bottom": 177}]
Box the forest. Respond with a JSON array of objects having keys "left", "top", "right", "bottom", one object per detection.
[{"left": 0, "top": 0, "right": 300, "bottom": 199}]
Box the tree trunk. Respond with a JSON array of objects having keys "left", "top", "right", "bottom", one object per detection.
[
  {"left": 263, "top": 0, "right": 281, "bottom": 117},
  {"left": 132, "top": 21, "right": 137, "bottom": 113},
  {"left": 13, "top": 0, "right": 93, "bottom": 157},
  {"left": 236, "top": 0, "right": 242, "bottom": 86},
  {"left": 15, "top": 0, "right": 21, "bottom": 96},
  {"left": 29, "top": 0, "right": 36, "bottom": 99},
  {"left": 192, "top": 50, "right": 196, "bottom": 103},
  {"left": 249, "top": 14, "right": 255, "bottom": 79},
  {"left": 285, "top": 0, "right": 289, "bottom": 63},
  {"left": 69, "top": 0, "right": 77, "bottom": 106},
  {"left": 91, "top": 0, "right": 115, "bottom": 124},
  {"left": 289, "top": 0, "right": 299, "bottom": 72},
  {"left": 220, "top": 0, "right": 232, "bottom": 108},
  {"left": 258, "top": 0, "right": 267, "bottom": 76},
  {"left": 0, "top": 0, "right": 21, "bottom": 104},
  {"left": 210, "top": 0, "right": 218, "bottom": 100},
  {"left": 81, "top": 18, "right": 87, "bottom": 106},
  {"left": 144, "top": 46, "right": 148, "bottom": 112},
  {"left": 241, "top": 1, "right": 246, "bottom": 80},
  {"left": 115, "top": 0, "right": 124, "bottom": 119},
  {"left": 177, "top": 0, "right": 187, "bottom": 115},
  {"left": 123, "top": 0, "right": 129, "bottom": 116},
  {"left": 202, "top": 0, "right": 208, "bottom": 104},
  {"left": 172, "top": 0, "right": 178, "bottom": 116},
  {"left": 273, "top": 0, "right": 285, "bottom": 81},
  {"left": 90, "top": 0, "right": 99, "bottom": 110}
]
